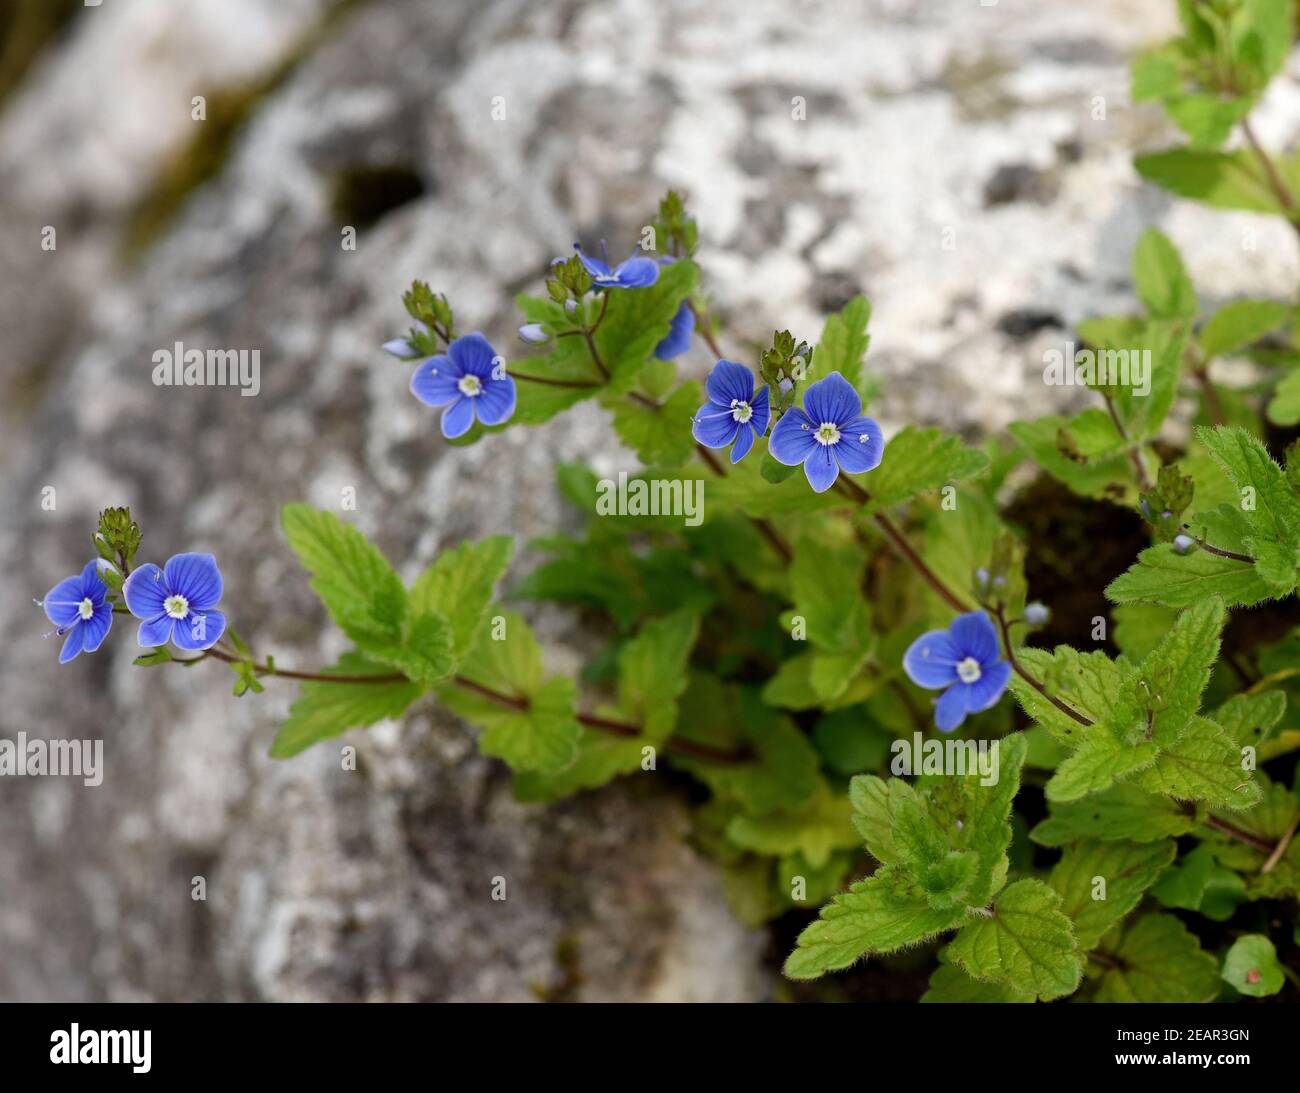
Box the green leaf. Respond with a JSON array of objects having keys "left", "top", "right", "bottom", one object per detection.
[
  {"left": 1151, "top": 845, "right": 1245, "bottom": 921},
  {"left": 1031, "top": 784, "right": 1198, "bottom": 846},
  {"left": 1045, "top": 731, "right": 1159, "bottom": 803},
  {"left": 1091, "top": 913, "right": 1220, "bottom": 1002},
  {"left": 1198, "top": 298, "right": 1290, "bottom": 359},
  {"left": 1196, "top": 421, "right": 1300, "bottom": 551},
  {"left": 1132, "top": 715, "right": 1262, "bottom": 809},
  {"left": 785, "top": 537, "right": 871, "bottom": 654},
  {"left": 920, "top": 960, "right": 1034, "bottom": 1003},
  {"left": 889, "top": 797, "right": 979, "bottom": 910},
  {"left": 1213, "top": 689, "right": 1287, "bottom": 749},
  {"left": 615, "top": 610, "right": 699, "bottom": 740},
  {"left": 435, "top": 608, "right": 581, "bottom": 773},
  {"left": 1134, "top": 149, "right": 1283, "bottom": 214},
  {"left": 1131, "top": 596, "right": 1226, "bottom": 746},
  {"left": 861, "top": 427, "right": 990, "bottom": 512},
  {"left": 726, "top": 786, "right": 860, "bottom": 869},
  {"left": 849, "top": 774, "right": 923, "bottom": 866},
  {"left": 1222, "top": 934, "right": 1285, "bottom": 997},
  {"left": 1048, "top": 839, "right": 1176, "bottom": 950},
  {"left": 1111, "top": 603, "right": 1178, "bottom": 661},
  {"left": 806, "top": 295, "right": 872, "bottom": 397},
  {"left": 1267, "top": 367, "right": 1300, "bottom": 426},
  {"left": 511, "top": 733, "right": 645, "bottom": 803},
  {"left": 1133, "top": 229, "right": 1196, "bottom": 319},
  {"left": 1106, "top": 541, "right": 1273, "bottom": 608},
  {"left": 595, "top": 260, "right": 698, "bottom": 389},
  {"left": 605, "top": 381, "right": 702, "bottom": 466},
  {"left": 281, "top": 504, "right": 408, "bottom": 649},
  {"left": 508, "top": 335, "right": 603, "bottom": 425},
  {"left": 675, "top": 688, "right": 822, "bottom": 814},
  {"left": 133, "top": 648, "right": 174, "bottom": 667},
  {"left": 947, "top": 879, "right": 1082, "bottom": 1001},
  {"left": 409, "top": 537, "right": 513, "bottom": 660},
  {"left": 1008, "top": 412, "right": 1134, "bottom": 499},
  {"left": 706, "top": 437, "right": 845, "bottom": 516},
  {"left": 1009, "top": 647, "right": 1135, "bottom": 747},
  {"left": 783, "top": 865, "right": 966, "bottom": 980},
  {"left": 269, "top": 652, "right": 422, "bottom": 758}
]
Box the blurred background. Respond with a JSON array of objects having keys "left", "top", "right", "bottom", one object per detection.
[{"left": 1, "top": 0, "right": 1297, "bottom": 1001}]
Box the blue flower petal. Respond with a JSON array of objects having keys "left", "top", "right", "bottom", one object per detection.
[
  {"left": 43, "top": 572, "right": 88, "bottom": 628},
  {"left": 611, "top": 256, "right": 659, "bottom": 288},
  {"left": 410, "top": 356, "right": 460, "bottom": 408},
  {"left": 382, "top": 338, "right": 417, "bottom": 358},
  {"left": 137, "top": 614, "right": 173, "bottom": 648},
  {"left": 705, "top": 359, "right": 755, "bottom": 407},
  {"left": 654, "top": 303, "right": 694, "bottom": 360},
  {"left": 172, "top": 609, "right": 226, "bottom": 651},
  {"left": 58, "top": 622, "right": 86, "bottom": 664},
  {"left": 80, "top": 604, "right": 112, "bottom": 653},
  {"left": 803, "top": 371, "right": 862, "bottom": 428},
  {"left": 903, "top": 629, "right": 961, "bottom": 689},
  {"left": 440, "top": 395, "right": 476, "bottom": 439},
  {"left": 449, "top": 332, "right": 499, "bottom": 379},
  {"left": 934, "top": 685, "right": 970, "bottom": 732},
  {"left": 964, "top": 659, "right": 1011, "bottom": 713},
  {"left": 730, "top": 421, "right": 756, "bottom": 463},
  {"left": 749, "top": 386, "right": 771, "bottom": 436},
  {"left": 833, "top": 415, "right": 884, "bottom": 475},
  {"left": 475, "top": 374, "right": 517, "bottom": 426},
  {"left": 575, "top": 247, "right": 613, "bottom": 279},
  {"left": 803, "top": 444, "right": 840, "bottom": 493},
  {"left": 122, "top": 563, "right": 167, "bottom": 620},
  {"left": 950, "top": 610, "right": 1000, "bottom": 665},
  {"left": 692, "top": 404, "right": 741, "bottom": 448},
  {"left": 164, "top": 553, "right": 223, "bottom": 612},
  {"left": 768, "top": 407, "right": 817, "bottom": 466}
]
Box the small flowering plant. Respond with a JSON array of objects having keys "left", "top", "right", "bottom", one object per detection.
[{"left": 47, "top": 88, "right": 1300, "bottom": 1006}]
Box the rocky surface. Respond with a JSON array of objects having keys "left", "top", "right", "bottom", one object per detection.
[{"left": 1, "top": 0, "right": 1297, "bottom": 1001}]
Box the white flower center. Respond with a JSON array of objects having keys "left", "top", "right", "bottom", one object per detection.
[
  {"left": 164, "top": 594, "right": 190, "bottom": 619},
  {"left": 457, "top": 374, "right": 482, "bottom": 397},
  {"left": 814, "top": 422, "right": 841, "bottom": 446},
  {"left": 77, "top": 597, "right": 95, "bottom": 620},
  {"left": 956, "top": 656, "right": 982, "bottom": 684},
  {"left": 730, "top": 399, "right": 753, "bottom": 424}
]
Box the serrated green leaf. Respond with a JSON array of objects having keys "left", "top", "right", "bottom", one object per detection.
[
  {"left": 605, "top": 381, "right": 702, "bottom": 466},
  {"left": 1031, "top": 783, "right": 1198, "bottom": 846},
  {"left": 783, "top": 865, "right": 966, "bottom": 980},
  {"left": 863, "top": 427, "right": 989, "bottom": 512},
  {"left": 1045, "top": 731, "right": 1160, "bottom": 803},
  {"left": 1267, "top": 367, "right": 1300, "bottom": 426},
  {"left": 1008, "top": 412, "right": 1134, "bottom": 499},
  {"left": 849, "top": 774, "right": 923, "bottom": 866},
  {"left": 1048, "top": 839, "right": 1176, "bottom": 950},
  {"left": 1197, "top": 424, "right": 1300, "bottom": 553},
  {"left": 805, "top": 296, "right": 872, "bottom": 398},
  {"left": 921, "top": 959, "right": 1034, "bottom": 1003},
  {"left": 269, "top": 652, "right": 422, "bottom": 758},
  {"left": 435, "top": 608, "right": 581, "bottom": 773},
  {"left": 1091, "top": 913, "right": 1220, "bottom": 1002},
  {"left": 1214, "top": 689, "right": 1287, "bottom": 749},
  {"left": 1132, "top": 715, "right": 1261, "bottom": 809},
  {"left": 947, "top": 879, "right": 1081, "bottom": 1001},
  {"left": 615, "top": 610, "right": 699, "bottom": 740},
  {"left": 409, "top": 536, "right": 513, "bottom": 660},
  {"left": 727, "top": 786, "right": 860, "bottom": 869},
  {"left": 281, "top": 504, "right": 407, "bottom": 648},
  {"left": 1133, "top": 596, "right": 1226, "bottom": 746},
  {"left": 1106, "top": 541, "right": 1273, "bottom": 608},
  {"left": 595, "top": 260, "right": 698, "bottom": 390}
]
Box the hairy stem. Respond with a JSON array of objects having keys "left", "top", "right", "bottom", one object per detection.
[
  {"left": 1203, "top": 813, "right": 1277, "bottom": 855},
  {"left": 1101, "top": 390, "right": 1153, "bottom": 493}
]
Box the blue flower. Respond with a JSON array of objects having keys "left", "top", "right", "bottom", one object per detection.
[
  {"left": 768, "top": 371, "right": 883, "bottom": 493},
  {"left": 123, "top": 552, "right": 227, "bottom": 652},
  {"left": 382, "top": 320, "right": 430, "bottom": 359},
  {"left": 655, "top": 303, "right": 694, "bottom": 360},
  {"left": 41, "top": 560, "right": 113, "bottom": 663},
  {"left": 573, "top": 243, "right": 659, "bottom": 289},
  {"left": 691, "top": 360, "right": 771, "bottom": 464},
  {"left": 903, "top": 611, "right": 1011, "bottom": 732},
  {"left": 410, "top": 331, "right": 517, "bottom": 439}
]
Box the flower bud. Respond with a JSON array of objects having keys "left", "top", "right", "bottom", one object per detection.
[
  {"left": 1024, "top": 601, "right": 1049, "bottom": 626},
  {"left": 1172, "top": 534, "right": 1194, "bottom": 555},
  {"left": 518, "top": 323, "right": 550, "bottom": 346}
]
